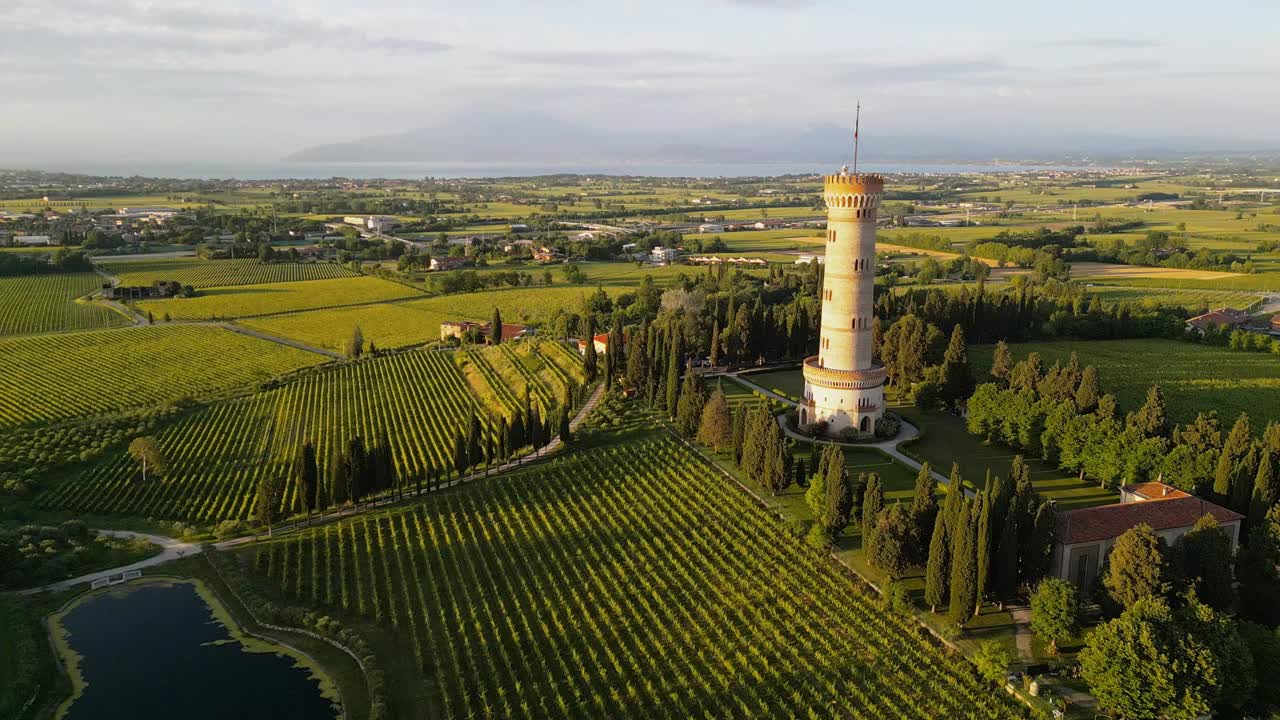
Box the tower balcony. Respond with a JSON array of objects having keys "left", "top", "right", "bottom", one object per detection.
[{"left": 801, "top": 356, "right": 887, "bottom": 390}]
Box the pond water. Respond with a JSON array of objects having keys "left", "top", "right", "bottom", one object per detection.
[{"left": 56, "top": 580, "right": 336, "bottom": 720}]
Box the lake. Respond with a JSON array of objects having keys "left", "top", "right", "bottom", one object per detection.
[{"left": 54, "top": 580, "right": 337, "bottom": 720}]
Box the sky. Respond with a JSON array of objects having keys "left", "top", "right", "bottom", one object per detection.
[{"left": 2, "top": 0, "right": 1278, "bottom": 168}]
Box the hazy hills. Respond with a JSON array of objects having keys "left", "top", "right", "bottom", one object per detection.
[{"left": 285, "top": 110, "right": 1276, "bottom": 166}]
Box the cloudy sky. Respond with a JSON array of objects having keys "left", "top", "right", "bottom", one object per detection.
[{"left": 3, "top": 0, "right": 1277, "bottom": 168}]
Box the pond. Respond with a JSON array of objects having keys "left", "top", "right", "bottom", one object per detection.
[{"left": 52, "top": 579, "right": 338, "bottom": 720}]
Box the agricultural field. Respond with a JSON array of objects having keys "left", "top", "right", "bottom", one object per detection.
[
  {"left": 1083, "top": 286, "right": 1262, "bottom": 311},
  {"left": 101, "top": 258, "right": 358, "bottom": 289},
  {"left": 133, "top": 276, "right": 422, "bottom": 321},
  {"left": 236, "top": 302, "right": 462, "bottom": 352},
  {"left": 0, "top": 273, "right": 130, "bottom": 336},
  {"left": 36, "top": 346, "right": 573, "bottom": 522},
  {"left": 455, "top": 340, "right": 585, "bottom": 420},
  {"left": 244, "top": 433, "right": 1022, "bottom": 720},
  {"left": 0, "top": 325, "right": 324, "bottom": 429},
  {"left": 1086, "top": 273, "right": 1280, "bottom": 292},
  {"left": 971, "top": 338, "right": 1280, "bottom": 427}
]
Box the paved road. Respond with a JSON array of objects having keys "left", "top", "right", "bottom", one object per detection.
[
  {"left": 19, "top": 531, "right": 201, "bottom": 595},
  {"left": 220, "top": 323, "right": 343, "bottom": 359}
]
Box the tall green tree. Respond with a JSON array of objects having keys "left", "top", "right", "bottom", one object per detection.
[
  {"left": 329, "top": 444, "right": 349, "bottom": 507},
  {"left": 1251, "top": 449, "right": 1279, "bottom": 527},
  {"left": 489, "top": 307, "right": 503, "bottom": 345},
  {"left": 1238, "top": 507, "right": 1280, "bottom": 626},
  {"left": 989, "top": 340, "right": 1013, "bottom": 386},
  {"left": 696, "top": 389, "right": 732, "bottom": 451},
  {"left": 1103, "top": 523, "right": 1169, "bottom": 610},
  {"left": 1215, "top": 412, "right": 1252, "bottom": 499},
  {"left": 663, "top": 333, "right": 682, "bottom": 417},
  {"left": 127, "top": 436, "right": 168, "bottom": 483},
  {"left": 1030, "top": 578, "right": 1079, "bottom": 655},
  {"left": 948, "top": 499, "right": 978, "bottom": 624},
  {"left": 297, "top": 441, "right": 318, "bottom": 525},
  {"left": 1126, "top": 384, "right": 1170, "bottom": 438},
  {"left": 346, "top": 436, "right": 367, "bottom": 506},
  {"left": 254, "top": 474, "right": 286, "bottom": 536},
  {"left": 870, "top": 503, "right": 914, "bottom": 580},
  {"left": 674, "top": 372, "right": 706, "bottom": 438},
  {"left": 1174, "top": 514, "right": 1236, "bottom": 611},
  {"left": 939, "top": 325, "right": 975, "bottom": 408},
  {"left": 1074, "top": 365, "right": 1101, "bottom": 412},
  {"left": 582, "top": 318, "right": 598, "bottom": 383},
  {"left": 861, "top": 472, "right": 884, "bottom": 548}
]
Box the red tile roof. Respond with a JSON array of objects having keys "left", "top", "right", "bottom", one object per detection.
[
  {"left": 1057, "top": 496, "right": 1243, "bottom": 545},
  {"left": 1122, "top": 482, "right": 1189, "bottom": 500},
  {"left": 1186, "top": 308, "right": 1247, "bottom": 330}
]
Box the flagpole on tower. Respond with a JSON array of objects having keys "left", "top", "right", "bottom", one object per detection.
[{"left": 852, "top": 101, "right": 861, "bottom": 174}]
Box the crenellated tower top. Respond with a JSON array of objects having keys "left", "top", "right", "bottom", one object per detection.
[{"left": 824, "top": 170, "right": 883, "bottom": 213}]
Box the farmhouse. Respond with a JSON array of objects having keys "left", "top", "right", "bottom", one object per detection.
[
  {"left": 577, "top": 333, "right": 609, "bottom": 355},
  {"left": 1185, "top": 307, "right": 1248, "bottom": 334},
  {"left": 440, "top": 320, "right": 533, "bottom": 343},
  {"left": 532, "top": 246, "right": 563, "bottom": 263},
  {"left": 14, "top": 235, "right": 53, "bottom": 246},
  {"left": 1049, "top": 481, "right": 1242, "bottom": 592},
  {"left": 698, "top": 223, "right": 725, "bottom": 234},
  {"left": 101, "top": 281, "right": 182, "bottom": 300}
]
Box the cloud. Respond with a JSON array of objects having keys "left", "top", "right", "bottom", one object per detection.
[
  {"left": 6, "top": 0, "right": 450, "bottom": 56},
  {"left": 720, "top": 0, "right": 821, "bottom": 7},
  {"left": 1041, "top": 37, "right": 1162, "bottom": 49},
  {"left": 498, "top": 48, "right": 723, "bottom": 66},
  {"left": 831, "top": 57, "right": 1013, "bottom": 85}
]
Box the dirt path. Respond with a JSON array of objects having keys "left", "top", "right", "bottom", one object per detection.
[
  {"left": 219, "top": 322, "right": 343, "bottom": 359},
  {"left": 19, "top": 531, "right": 201, "bottom": 595}
]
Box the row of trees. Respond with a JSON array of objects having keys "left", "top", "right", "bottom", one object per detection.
[{"left": 968, "top": 346, "right": 1280, "bottom": 521}]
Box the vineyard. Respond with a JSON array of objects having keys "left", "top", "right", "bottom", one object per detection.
[
  {"left": 1084, "top": 285, "right": 1261, "bottom": 311},
  {"left": 101, "top": 258, "right": 358, "bottom": 289},
  {"left": 246, "top": 434, "right": 1021, "bottom": 720},
  {"left": 0, "top": 325, "right": 324, "bottom": 429},
  {"left": 132, "top": 276, "right": 423, "bottom": 321},
  {"left": 0, "top": 273, "right": 129, "bottom": 337},
  {"left": 35, "top": 347, "right": 567, "bottom": 522},
  {"left": 455, "top": 341, "right": 581, "bottom": 420},
  {"left": 236, "top": 302, "right": 466, "bottom": 352}
]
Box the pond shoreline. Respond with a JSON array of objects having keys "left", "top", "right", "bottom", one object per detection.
[{"left": 46, "top": 576, "right": 341, "bottom": 720}]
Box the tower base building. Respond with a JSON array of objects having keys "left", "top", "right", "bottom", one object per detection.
[{"left": 800, "top": 169, "right": 886, "bottom": 436}]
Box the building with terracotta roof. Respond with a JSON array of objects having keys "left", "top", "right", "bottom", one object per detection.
[
  {"left": 440, "top": 320, "right": 532, "bottom": 344},
  {"left": 1049, "top": 481, "right": 1242, "bottom": 591},
  {"left": 1185, "top": 307, "right": 1248, "bottom": 335},
  {"left": 577, "top": 333, "right": 609, "bottom": 355}
]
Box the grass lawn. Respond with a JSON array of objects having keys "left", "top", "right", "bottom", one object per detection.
[{"left": 970, "top": 338, "right": 1280, "bottom": 427}]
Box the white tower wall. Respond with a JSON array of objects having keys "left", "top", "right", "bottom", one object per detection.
[{"left": 801, "top": 171, "right": 887, "bottom": 435}]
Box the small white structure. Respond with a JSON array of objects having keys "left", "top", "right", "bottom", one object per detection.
[
  {"left": 794, "top": 254, "right": 826, "bottom": 265},
  {"left": 15, "top": 235, "right": 52, "bottom": 246},
  {"left": 650, "top": 247, "right": 678, "bottom": 264},
  {"left": 698, "top": 223, "right": 725, "bottom": 234}
]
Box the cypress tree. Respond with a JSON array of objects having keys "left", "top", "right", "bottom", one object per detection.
[
  {"left": 583, "top": 323, "right": 598, "bottom": 382},
  {"left": 990, "top": 340, "right": 1012, "bottom": 386},
  {"left": 948, "top": 499, "right": 978, "bottom": 624},
  {"left": 975, "top": 474, "right": 994, "bottom": 605},
  {"left": 626, "top": 319, "right": 649, "bottom": 388},
  {"left": 806, "top": 444, "right": 834, "bottom": 526},
  {"left": 1215, "top": 413, "right": 1252, "bottom": 498},
  {"left": 1231, "top": 446, "right": 1260, "bottom": 515},
  {"left": 1251, "top": 449, "right": 1279, "bottom": 527},
  {"left": 1074, "top": 365, "right": 1101, "bottom": 413},
  {"left": 1126, "top": 384, "right": 1170, "bottom": 438},
  {"left": 664, "top": 334, "right": 682, "bottom": 417},
  {"left": 297, "top": 441, "right": 318, "bottom": 524},
  {"left": 709, "top": 320, "right": 721, "bottom": 367},
  {"left": 490, "top": 307, "right": 503, "bottom": 345},
  {"left": 467, "top": 414, "right": 482, "bottom": 467},
  {"left": 861, "top": 472, "right": 884, "bottom": 548},
  {"left": 453, "top": 433, "right": 467, "bottom": 477},
  {"left": 328, "top": 443, "right": 348, "bottom": 508},
  {"left": 924, "top": 493, "right": 953, "bottom": 612},
  {"left": 910, "top": 462, "right": 939, "bottom": 554},
  {"left": 675, "top": 372, "right": 706, "bottom": 438},
  {"left": 825, "top": 454, "right": 855, "bottom": 535},
  {"left": 558, "top": 405, "right": 572, "bottom": 445},
  {"left": 939, "top": 324, "right": 975, "bottom": 408},
  {"left": 993, "top": 504, "right": 1021, "bottom": 602},
  {"left": 346, "top": 436, "right": 366, "bottom": 506}
]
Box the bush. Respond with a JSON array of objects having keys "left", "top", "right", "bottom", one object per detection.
[
  {"left": 805, "top": 523, "right": 832, "bottom": 551},
  {"left": 972, "top": 640, "right": 1014, "bottom": 684},
  {"left": 880, "top": 580, "right": 914, "bottom": 616},
  {"left": 875, "top": 412, "right": 902, "bottom": 440}
]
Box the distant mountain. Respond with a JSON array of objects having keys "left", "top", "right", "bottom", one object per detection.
[{"left": 284, "top": 110, "right": 1276, "bottom": 165}]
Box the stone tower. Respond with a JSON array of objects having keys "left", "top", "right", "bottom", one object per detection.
[{"left": 800, "top": 168, "right": 886, "bottom": 435}]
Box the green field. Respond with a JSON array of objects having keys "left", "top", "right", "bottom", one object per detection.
[
  {"left": 35, "top": 345, "right": 573, "bottom": 522},
  {"left": 101, "top": 258, "right": 359, "bottom": 289},
  {"left": 0, "top": 325, "right": 325, "bottom": 429},
  {"left": 1082, "top": 285, "right": 1262, "bottom": 311},
  {"left": 134, "top": 276, "right": 423, "bottom": 321},
  {"left": 243, "top": 431, "right": 1022, "bottom": 719},
  {"left": 1087, "top": 274, "right": 1280, "bottom": 292},
  {"left": 0, "top": 273, "right": 130, "bottom": 336},
  {"left": 971, "top": 338, "right": 1280, "bottom": 427}
]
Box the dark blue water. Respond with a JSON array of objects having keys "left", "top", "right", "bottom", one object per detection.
[{"left": 59, "top": 582, "right": 336, "bottom": 720}]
